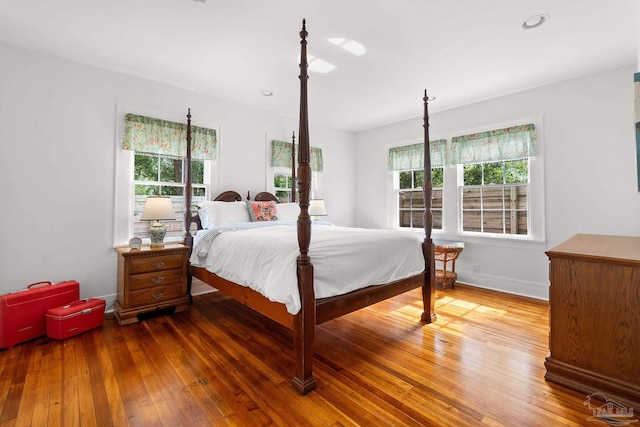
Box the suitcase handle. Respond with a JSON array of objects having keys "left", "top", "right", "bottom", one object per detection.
[
  {"left": 63, "top": 299, "right": 92, "bottom": 308},
  {"left": 27, "top": 281, "right": 52, "bottom": 290}
]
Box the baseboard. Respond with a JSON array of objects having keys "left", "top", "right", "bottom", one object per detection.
[
  {"left": 456, "top": 271, "right": 548, "bottom": 301},
  {"left": 94, "top": 293, "right": 117, "bottom": 314}
]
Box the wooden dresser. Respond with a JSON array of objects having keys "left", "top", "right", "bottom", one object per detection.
[
  {"left": 545, "top": 234, "right": 640, "bottom": 411},
  {"left": 114, "top": 244, "right": 190, "bottom": 325}
]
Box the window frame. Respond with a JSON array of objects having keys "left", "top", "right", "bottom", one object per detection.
[
  {"left": 386, "top": 117, "right": 544, "bottom": 243},
  {"left": 131, "top": 152, "right": 211, "bottom": 240},
  {"left": 458, "top": 158, "right": 530, "bottom": 236},
  {"left": 452, "top": 117, "right": 545, "bottom": 242},
  {"left": 266, "top": 136, "right": 323, "bottom": 203},
  {"left": 394, "top": 166, "right": 444, "bottom": 230},
  {"left": 270, "top": 166, "right": 320, "bottom": 202},
  {"left": 113, "top": 105, "right": 220, "bottom": 247}
]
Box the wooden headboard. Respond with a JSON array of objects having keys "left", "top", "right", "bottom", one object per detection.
[
  {"left": 255, "top": 192, "right": 280, "bottom": 203},
  {"left": 214, "top": 191, "right": 242, "bottom": 202},
  {"left": 187, "top": 190, "right": 281, "bottom": 234}
]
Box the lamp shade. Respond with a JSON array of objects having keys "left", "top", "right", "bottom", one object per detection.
[
  {"left": 140, "top": 196, "right": 175, "bottom": 221},
  {"left": 309, "top": 199, "right": 328, "bottom": 217}
]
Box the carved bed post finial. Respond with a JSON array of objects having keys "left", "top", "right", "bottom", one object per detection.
[{"left": 421, "top": 90, "right": 437, "bottom": 323}]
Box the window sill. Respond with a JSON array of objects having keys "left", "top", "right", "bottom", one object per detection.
[
  {"left": 395, "top": 228, "right": 546, "bottom": 250},
  {"left": 436, "top": 231, "right": 546, "bottom": 250}
]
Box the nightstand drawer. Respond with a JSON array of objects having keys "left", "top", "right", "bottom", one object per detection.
[
  {"left": 129, "top": 284, "right": 185, "bottom": 307},
  {"left": 130, "top": 268, "right": 184, "bottom": 290},
  {"left": 130, "top": 253, "right": 184, "bottom": 274}
]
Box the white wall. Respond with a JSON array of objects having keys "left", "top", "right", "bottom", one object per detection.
[
  {"left": 355, "top": 65, "right": 640, "bottom": 300},
  {"left": 2, "top": 40, "right": 638, "bottom": 306},
  {"left": 0, "top": 43, "right": 355, "bottom": 306}
]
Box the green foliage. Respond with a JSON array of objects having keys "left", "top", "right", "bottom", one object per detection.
[
  {"left": 484, "top": 162, "right": 503, "bottom": 184},
  {"left": 463, "top": 164, "right": 482, "bottom": 185},
  {"left": 134, "top": 153, "right": 206, "bottom": 199},
  {"left": 134, "top": 154, "right": 158, "bottom": 181},
  {"left": 400, "top": 167, "right": 443, "bottom": 189},
  {"left": 505, "top": 159, "right": 528, "bottom": 183},
  {"left": 274, "top": 174, "right": 290, "bottom": 188},
  {"left": 399, "top": 171, "right": 412, "bottom": 189},
  {"left": 191, "top": 160, "right": 204, "bottom": 185},
  {"left": 160, "top": 157, "right": 181, "bottom": 183},
  {"left": 431, "top": 167, "right": 443, "bottom": 188},
  {"left": 464, "top": 159, "right": 528, "bottom": 185},
  {"left": 134, "top": 184, "right": 159, "bottom": 196}
]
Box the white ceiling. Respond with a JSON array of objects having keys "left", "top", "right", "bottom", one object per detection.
[{"left": 0, "top": 0, "right": 637, "bottom": 132}]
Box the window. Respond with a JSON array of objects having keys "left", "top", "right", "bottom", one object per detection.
[
  {"left": 115, "top": 112, "right": 218, "bottom": 244},
  {"left": 461, "top": 158, "right": 528, "bottom": 234},
  {"left": 132, "top": 153, "right": 208, "bottom": 239},
  {"left": 397, "top": 167, "right": 443, "bottom": 229},
  {"left": 452, "top": 124, "right": 536, "bottom": 237},
  {"left": 388, "top": 139, "right": 446, "bottom": 230},
  {"left": 273, "top": 168, "right": 295, "bottom": 202},
  {"left": 270, "top": 139, "right": 323, "bottom": 202}
]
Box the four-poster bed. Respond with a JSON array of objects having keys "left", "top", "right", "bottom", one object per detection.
[{"left": 182, "top": 20, "right": 436, "bottom": 395}]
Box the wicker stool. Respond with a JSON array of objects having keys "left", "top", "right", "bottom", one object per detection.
[{"left": 433, "top": 241, "right": 465, "bottom": 289}]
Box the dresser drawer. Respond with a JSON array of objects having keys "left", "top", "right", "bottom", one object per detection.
[
  {"left": 130, "top": 253, "right": 184, "bottom": 274},
  {"left": 129, "top": 283, "right": 186, "bottom": 307},
  {"left": 130, "top": 268, "right": 184, "bottom": 291}
]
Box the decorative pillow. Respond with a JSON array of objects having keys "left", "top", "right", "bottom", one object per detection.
[
  {"left": 275, "top": 202, "right": 300, "bottom": 221},
  {"left": 198, "top": 201, "right": 251, "bottom": 228},
  {"left": 247, "top": 201, "right": 278, "bottom": 222}
]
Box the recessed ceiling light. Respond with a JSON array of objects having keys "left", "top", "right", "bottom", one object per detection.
[
  {"left": 522, "top": 14, "right": 549, "bottom": 30},
  {"left": 261, "top": 90, "right": 273, "bottom": 96}
]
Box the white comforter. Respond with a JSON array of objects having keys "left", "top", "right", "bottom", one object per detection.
[{"left": 190, "top": 221, "right": 425, "bottom": 314}]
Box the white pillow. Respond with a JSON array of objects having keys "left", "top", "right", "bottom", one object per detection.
[
  {"left": 198, "top": 201, "right": 250, "bottom": 228},
  {"left": 276, "top": 202, "right": 300, "bottom": 221}
]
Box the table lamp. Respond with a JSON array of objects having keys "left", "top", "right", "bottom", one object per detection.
[
  {"left": 140, "top": 196, "right": 175, "bottom": 248},
  {"left": 309, "top": 199, "right": 328, "bottom": 221}
]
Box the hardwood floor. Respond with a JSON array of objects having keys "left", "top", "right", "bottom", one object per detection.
[{"left": 0, "top": 284, "right": 598, "bottom": 426}]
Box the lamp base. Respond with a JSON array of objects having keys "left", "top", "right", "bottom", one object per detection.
[{"left": 149, "top": 221, "right": 167, "bottom": 248}]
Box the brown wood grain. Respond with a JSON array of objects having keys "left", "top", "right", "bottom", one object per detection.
[
  {"left": 546, "top": 234, "right": 640, "bottom": 411},
  {"left": 0, "top": 284, "right": 608, "bottom": 426}
]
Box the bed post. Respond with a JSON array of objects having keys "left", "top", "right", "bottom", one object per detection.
[
  {"left": 184, "top": 108, "right": 194, "bottom": 300},
  {"left": 291, "top": 131, "right": 296, "bottom": 203},
  {"left": 421, "top": 91, "right": 437, "bottom": 323},
  {"left": 291, "top": 19, "right": 317, "bottom": 395}
]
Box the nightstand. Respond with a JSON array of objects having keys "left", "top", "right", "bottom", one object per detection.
[{"left": 114, "top": 243, "right": 190, "bottom": 325}]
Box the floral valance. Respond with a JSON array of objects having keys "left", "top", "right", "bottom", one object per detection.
[
  {"left": 122, "top": 113, "right": 217, "bottom": 161},
  {"left": 271, "top": 140, "right": 324, "bottom": 172},
  {"left": 451, "top": 123, "right": 536, "bottom": 165},
  {"left": 388, "top": 139, "right": 447, "bottom": 171}
]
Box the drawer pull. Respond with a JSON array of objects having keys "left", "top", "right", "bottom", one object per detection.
[
  {"left": 152, "top": 276, "right": 165, "bottom": 284},
  {"left": 153, "top": 261, "right": 165, "bottom": 269},
  {"left": 152, "top": 290, "right": 164, "bottom": 300}
]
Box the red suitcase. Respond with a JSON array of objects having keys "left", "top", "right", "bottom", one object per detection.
[
  {"left": 0, "top": 281, "right": 80, "bottom": 349},
  {"left": 45, "top": 298, "right": 105, "bottom": 340}
]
